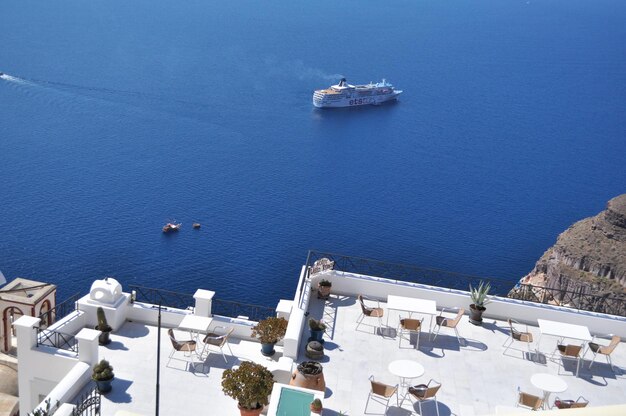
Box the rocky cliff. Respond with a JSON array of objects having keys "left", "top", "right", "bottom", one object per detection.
[{"left": 509, "top": 194, "right": 626, "bottom": 315}]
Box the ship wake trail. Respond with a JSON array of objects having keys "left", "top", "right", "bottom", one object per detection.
[
  {"left": 0, "top": 73, "right": 35, "bottom": 86},
  {"left": 1, "top": 72, "right": 216, "bottom": 124}
]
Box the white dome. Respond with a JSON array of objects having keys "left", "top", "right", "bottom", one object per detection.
[{"left": 89, "top": 278, "right": 122, "bottom": 304}]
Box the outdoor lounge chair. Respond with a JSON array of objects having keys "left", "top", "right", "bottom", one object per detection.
[
  {"left": 398, "top": 317, "right": 422, "bottom": 349},
  {"left": 432, "top": 308, "right": 464, "bottom": 345},
  {"left": 404, "top": 379, "right": 441, "bottom": 416},
  {"left": 365, "top": 376, "right": 399, "bottom": 414},
  {"left": 516, "top": 387, "right": 543, "bottom": 411},
  {"left": 555, "top": 343, "right": 583, "bottom": 376},
  {"left": 167, "top": 328, "right": 198, "bottom": 371},
  {"left": 201, "top": 326, "right": 235, "bottom": 363},
  {"left": 503, "top": 318, "right": 534, "bottom": 358},
  {"left": 356, "top": 295, "right": 384, "bottom": 334},
  {"left": 587, "top": 335, "right": 620, "bottom": 372}
]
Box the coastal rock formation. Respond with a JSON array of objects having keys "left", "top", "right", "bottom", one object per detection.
[{"left": 509, "top": 194, "right": 626, "bottom": 315}]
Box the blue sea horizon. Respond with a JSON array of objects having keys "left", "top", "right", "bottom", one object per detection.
[{"left": 1, "top": 0, "right": 625, "bottom": 306}]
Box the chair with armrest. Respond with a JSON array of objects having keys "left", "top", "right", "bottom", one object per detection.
[
  {"left": 555, "top": 343, "right": 583, "bottom": 377},
  {"left": 554, "top": 395, "right": 588, "bottom": 409},
  {"left": 167, "top": 328, "right": 198, "bottom": 371},
  {"left": 587, "top": 334, "right": 620, "bottom": 372},
  {"left": 356, "top": 295, "right": 384, "bottom": 334},
  {"left": 432, "top": 308, "right": 464, "bottom": 345},
  {"left": 405, "top": 379, "right": 441, "bottom": 416},
  {"left": 503, "top": 318, "right": 534, "bottom": 358},
  {"left": 365, "top": 375, "right": 398, "bottom": 414},
  {"left": 201, "top": 326, "right": 234, "bottom": 363},
  {"left": 398, "top": 317, "right": 423, "bottom": 349},
  {"left": 516, "top": 387, "right": 543, "bottom": 411}
]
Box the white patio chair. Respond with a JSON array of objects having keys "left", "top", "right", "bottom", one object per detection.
[
  {"left": 432, "top": 308, "right": 464, "bottom": 345},
  {"left": 201, "top": 326, "right": 234, "bottom": 363},
  {"left": 356, "top": 295, "right": 384, "bottom": 334},
  {"left": 398, "top": 317, "right": 422, "bottom": 349},
  {"left": 503, "top": 318, "right": 534, "bottom": 358},
  {"left": 404, "top": 379, "right": 441, "bottom": 416},
  {"left": 587, "top": 334, "right": 620, "bottom": 372},
  {"left": 365, "top": 375, "right": 398, "bottom": 414}
]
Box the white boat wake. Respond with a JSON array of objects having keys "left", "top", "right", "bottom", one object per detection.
[{"left": 0, "top": 73, "right": 34, "bottom": 85}]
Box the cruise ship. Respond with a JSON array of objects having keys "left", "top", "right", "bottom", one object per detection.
[{"left": 312, "top": 78, "right": 402, "bottom": 108}]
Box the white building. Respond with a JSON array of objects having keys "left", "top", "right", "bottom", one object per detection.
[{"left": 12, "top": 254, "right": 626, "bottom": 415}]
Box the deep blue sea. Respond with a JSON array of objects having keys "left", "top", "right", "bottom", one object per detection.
[{"left": 1, "top": 0, "right": 625, "bottom": 307}]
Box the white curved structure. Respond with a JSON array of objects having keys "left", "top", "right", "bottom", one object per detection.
[
  {"left": 313, "top": 78, "right": 402, "bottom": 108},
  {"left": 89, "top": 278, "right": 122, "bottom": 305}
]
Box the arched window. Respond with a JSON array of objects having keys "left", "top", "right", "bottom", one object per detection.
[
  {"left": 2, "top": 306, "right": 24, "bottom": 352},
  {"left": 39, "top": 300, "right": 52, "bottom": 328}
]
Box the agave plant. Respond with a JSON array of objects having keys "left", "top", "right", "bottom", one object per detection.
[{"left": 469, "top": 280, "right": 491, "bottom": 309}]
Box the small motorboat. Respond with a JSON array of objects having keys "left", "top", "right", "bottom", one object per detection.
[
  {"left": 192, "top": 223, "right": 201, "bottom": 229},
  {"left": 162, "top": 222, "right": 181, "bottom": 233}
]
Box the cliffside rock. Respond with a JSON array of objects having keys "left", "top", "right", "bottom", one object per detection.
[{"left": 509, "top": 194, "right": 626, "bottom": 315}]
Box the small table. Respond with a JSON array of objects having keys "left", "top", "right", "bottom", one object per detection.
[
  {"left": 388, "top": 359, "right": 425, "bottom": 388},
  {"left": 530, "top": 373, "right": 567, "bottom": 409},
  {"left": 537, "top": 319, "right": 591, "bottom": 356},
  {"left": 178, "top": 315, "right": 213, "bottom": 341},
  {"left": 387, "top": 295, "right": 438, "bottom": 333}
]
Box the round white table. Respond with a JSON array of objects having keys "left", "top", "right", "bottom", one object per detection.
[
  {"left": 530, "top": 373, "right": 567, "bottom": 409},
  {"left": 388, "top": 360, "right": 425, "bottom": 388}
]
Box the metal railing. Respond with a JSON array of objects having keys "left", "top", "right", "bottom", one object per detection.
[
  {"left": 509, "top": 283, "right": 626, "bottom": 316},
  {"left": 72, "top": 387, "right": 101, "bottom": 416},
  {"left": 36, "top": 327, "right": 78, "bottom": 353},
  {"left": 303, "top": 250, "right": 626, "bottom": 317},
  {"left": 129, "top": 285, "right": 275, "bottom": 321},
  {"left": 212, "top": 298, "right": 275, "bottom": 322},
  {"left": 129, "top": 285, "right": 194, "bottom": 310},
  {"left": 303, "top": 250, "right": 513, "bottom": 294},
  {"left": 38, "top": 292, "right": 81, "bottom": 329}
]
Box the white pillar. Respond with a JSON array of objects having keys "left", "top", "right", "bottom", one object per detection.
[
  {"left": 276, "top": 300, "right": 293, "bottom": 320},
  {"left": 14, "top": 315, "right": 41, "bottom": 415},
  {"left": 193, "top": 289, "right": 215, "bottom": 317},
  {"left": 75, "top": 328, "right": 100, "bottom": 365}
]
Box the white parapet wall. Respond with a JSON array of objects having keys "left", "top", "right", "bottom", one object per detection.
[
  {"left": 14, "top": 317, "right": 100, "bottom": 415},
  {"left": 282, "top": 266, "right": 310, "bottom": 360},
  {"left": 309, "top": 269, "right": 626, "bottom": 338}
]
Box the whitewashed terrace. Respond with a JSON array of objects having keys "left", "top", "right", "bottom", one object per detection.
[{"left": 95, "top": 296, "right": 626, "bottom": 416}]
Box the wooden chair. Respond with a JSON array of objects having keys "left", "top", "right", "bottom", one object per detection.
[
  {"left": 432, "top": 308, "right": 464, "bottom": 345},
  {"left": 503, "top": 319, "right": 534, "bottom": 358},
  {"left": 556, "top": 343, "right": 583, "bottom": 376},
  {"left": 516, "top": 387, "right": 543, "bottom": 411},
  {"left": 201, "top": 326, "right": 234, "bottom": 363},
  {"left": 587, "top": 335, "right": 620, "bottom": 372},
  {"left": 405, "top": 379, "right": 441, "bottom": 416},
  {"left": 356, "top": 295, "right": 384, "bottom": 334},
  {"left": 398, "top": 317, "right": 422, "bottom": 349},
  {"left": 167, "top": 328, "right": 198, "bottom": 371},
  {"left": 365, "top": 375, "right": 398, "bottom": 414}
]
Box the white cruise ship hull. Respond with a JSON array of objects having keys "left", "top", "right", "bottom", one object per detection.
[
  {"left": 313, "top": 91, "right": 402, "bottom": 108},
  {"left": 312, "top": 78, "right": 403, "bottom": 108}
]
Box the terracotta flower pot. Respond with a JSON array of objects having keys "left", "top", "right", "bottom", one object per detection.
[{"left": 237, "top": 405, "right": 263, "bottom": 416}]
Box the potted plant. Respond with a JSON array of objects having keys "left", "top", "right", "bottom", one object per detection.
[
  {"left": 222, "top": 361, "right": 274, "bottom": 416},
  {"left": 469, "top": 280, "right": 491, "bottom": 326},
  {"left": 317, "top": 279, "right": 332, "bottom": 300},
  {"left": 251, "top": 316, "right": 288, "bottom": 356},
  {"left": 92, "top": 359, "right": 114, "bottom": 393},
  {"left": 310, "top": 398, "right": 323, "bottom": 414},
  {"left": 308, "top": 318, "right": 326, "bottom": 343},
  {"left": 95, "top": 307, "right": 112, "bottom": 345}
]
